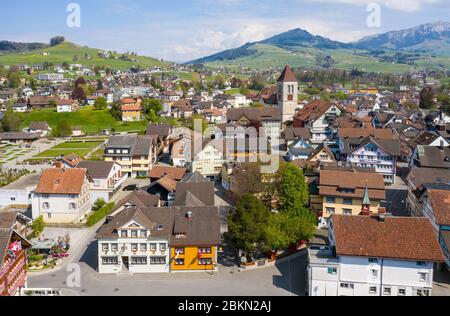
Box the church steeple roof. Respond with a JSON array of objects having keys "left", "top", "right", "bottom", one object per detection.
[
  {"left": 362, "top": 183, "right": 371, "bottom": 205},
  {"left": 277, "top": 65, "right": 297, "bottom": 82}
]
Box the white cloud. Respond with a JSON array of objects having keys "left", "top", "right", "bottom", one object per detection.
[{"left": 304, "top": 0, "right": 443, "bottom": 12}]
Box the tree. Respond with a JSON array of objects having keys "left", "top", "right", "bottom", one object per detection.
[
  {"left": 263, "top": 210, "right": 315, "bottom": 254},
  {"left": 93, "top": 97, "right": 107, "bottom": 110},
  {"left": 230, "top": 163, "right": 264, "bottom": 198},
  {"left": 277, "top": 163, "right": 309, "bottom": 211},
  {"left": 2, "top": 108, "right": 21, "bottom": 132},
  {"left": 419, "top": 87, "right": 435, "bottom": 109},
  {"left": 96, "top": 79, "right": 104, "bottom": 91},
  {"left": 92, "top": 198, "right": 106, "bottom": 211},
  {"left": 109, "top": 102, "right": 122, "bottom": 121},
  {"left": 142, "top": 98, "right": 162, "bottom": 115},
  {"left": 54, "top": 120, "right": 72, "bottom": 137},
  {"left": 50, "top": 36, "right": 65, "bottom": 46},
  {"left": 31, "top": 216, "right": 45, "bottom": 238},
  {"left": 228, "top": 195, "right": 270, "bottom": 257}
]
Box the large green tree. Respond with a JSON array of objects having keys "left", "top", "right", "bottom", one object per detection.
[
  {"left": 94, "top": 97, "right": 107, "bottom": 110},
  {"left": 54, "top": 120, "right": 72, "bottom": 137},
  {"left": 278, "top": 163, "right": 309, "bottom": 211},
  {"left": 228, "top": 194, "right": 270, "bottom": 256}
]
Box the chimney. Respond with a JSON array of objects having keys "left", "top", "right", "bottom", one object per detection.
[
  {"left": 55, "top": 161, "right": 63, "bottom": 169},
  {"left": 378, "top": 213, "right": 386, "bottom": 222}
]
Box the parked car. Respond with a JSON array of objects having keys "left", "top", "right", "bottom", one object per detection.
[{"left": 123, "top": 184, "right": 138, "bottom": 191}]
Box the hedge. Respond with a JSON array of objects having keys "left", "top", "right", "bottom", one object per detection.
[{"left": 86, "top": 202, "right": 115, "bottom": 227}]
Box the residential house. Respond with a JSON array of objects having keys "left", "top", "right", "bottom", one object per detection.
[
  {"left": 96, "top": 206, "right": 220, "bottom": 274},
  {"left": 0, "top": 211, "right": 32, "bottom": 296},
  {"left": 0, "top": 173, "right": 41, "bottom": 209},
  {"left": 173, "top": 172, "right": 215, "bottom": 207},
  {"left": 409, "top": 145, "right": 450, "bottom": 169},
  {"left": 293, "top": 100, "right": 342, "bottom": 144},
  {"left": 56, "top": 99, "right": 79, "bottom": 113},
  {"left": 337, "top": 128, "right": 397, "bottom": 159},
  {"left": 401, "top": 131, "right": 448, "bottom": 162},
  {"left": 190, "top": 140, "right": 224, "bottom": 179},
  {"left": 226, "top": 107, "right": 282, "bottom": 140},
  {"left": 406, "top": 168, "right": 450, "bottom": 217},
  {"left": 119, "top": 98, "right": 142, "bottom": 122},
  {"left": 347, "top": 137, "right": 400, "bottom": 184},
  {"left": 76, "top": 161, "right": 128, "bottom": 203},
  {"left": 286, "top": 138, "right": 314, "bottom": 161},
  {"left": 318, "top": 169, "right": 386, "bottom": 219},
  {"left": 308, "top": 215, "right": 444, "bottom": 296},
  {"left": 28, "top": 121, "right": 51, "bottom": 137},
  {"left": 28, "top": 96, "right": 57, "bottom": 109},
  {"left": 11, "top": 103, "right": 28, "bottom": 113},
  {"left": 149, "top": 166, "right": 186, "bottom": 183},
  {"left": 31, "top": 168, "right": 91, "bottom": 224},
  {"left": 104, "top": 135, "right": 158, "bottom": 178},
  {"left": 145, "top": 176, "right": 177, "bottom": 205},
  {"left": 416, "top": 185, "right": 450, "bottom": 270},
  {"left": 111, "top": 190, "right": 161, "bottom": 217}
]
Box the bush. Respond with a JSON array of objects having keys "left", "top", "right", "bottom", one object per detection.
[
  {"left": 86, "top": 202, "right": 115, "bottom": 227},
  {"left": 30, "top": 216, "right": 45, "bottom": 238},
  {"left": 92, "top": 198, "right": 106, "bottom": 212}
]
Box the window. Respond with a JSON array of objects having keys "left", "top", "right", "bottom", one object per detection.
[
  {"left": 368, "top": 258, "right": 378, "bottom": 263},
  {"left": 140, "top": 244, "right": 147, "bottom": 252},
  {"left": 198, "top": 247, "right": 212, "bottom": 254},
  {"left": 150, "top": 257, "right": 166, "bottom": 265},
  {"left": 340, "top": 283, "right": 354, "bottom": 289},
  {"left": 198, "top": 258, "right": 212, "bottom": 265},
  {"left": 111, "top": 244, "right": 118, "bottom": 252},
  {"left": 140, "top": 230, "right": 147, "bottom": 238},
  {"left": 343, "top": 198, "right": 353, "bottom": 205},
  {"left": 384, "top": 287, "right": 391, "bottom": 296},
  {"left": 69, "top": 203, "right": 76, "bottom": 210},
  {"left": 371, "top": 269, "right": 378, "bottom": 278},
  {"left": 416, "top": 289, "right": 430, "bottom": 296},
  {"left": 419, "top": 272, "right": 428, "bottom": 282},
  {"left": 131, "top": 244, "right": 138, "bottom": 252},
  {"left": 121, "top": 230, "right": 128, "bottom": 238},
  {"left": 176, "top": 248, "right": 185, "bottom": 255},
  {"left": 326, "top": 208, "right": 335, "bottom": 215},
  {"left": 102, "top": 257, "right": 118, "bottom": 265},
  {"left": 102, "top": 244, "right": 109, "bottom": 252},
  {"left": 326, "top": 197, "right": 336, "bottom": 203},
  {"left": 131, "top": 257, "right": 147, "bottom": 265},
  {"left": 398, "top": 288, "right": 406, "bottom": 296},
  {"left": 369, "top": 286, "right": 377, "bottom": 294},
  {"left": 150, "top": 243, "right": 157, "bottom": 252},
  {"left": 343, "top": 209, "right": 352, "bottom": 215},
  {"left": 131, "top": 230, "right": 138, "bottom": 238},
  {"left": 43, "top": 202, "right": 50, "bottom": 209},
  {"left": 175, "top": 259, "right": 185, "bottom": 266},
  {"left": 160, "top": 244, "right": 167, "bottom": 252},
  {"left": 417, "top": 261, "right": 427, "bottom": 266},
  {"left": 327, "top": 267, "right": 337, "bottom": 275}
]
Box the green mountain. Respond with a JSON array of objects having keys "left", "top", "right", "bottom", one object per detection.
[
  {"left": 0, "top": 41, "right": 166, "bottom": 70},
  {"left": 189, "top": 23, "right": 450, "bottom": 73}
]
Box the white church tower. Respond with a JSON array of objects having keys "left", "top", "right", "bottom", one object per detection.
[{"left": 277, "top": 65, "right": 298, "bottom": 123}]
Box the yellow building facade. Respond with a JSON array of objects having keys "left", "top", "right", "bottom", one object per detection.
[{"left": 171, "top": 245, "right": 218, "bottom": 271}]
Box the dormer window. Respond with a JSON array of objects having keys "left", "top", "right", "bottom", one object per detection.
[
  {"left": 140, "top": 230, "right": 147, "bottom": 238},
  {"left": 121, "top": 230, "right": 127, "bottom": 238}
]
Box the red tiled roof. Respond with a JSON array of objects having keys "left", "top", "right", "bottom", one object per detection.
[
  {"left": 35, "top": 168, "right": 87, "bottom": 195},
  {"left": 332, "top": 215, "right": 445, "bottom": 262},
  {"left": 428, "top": 189, "right": 450, "bottom": 226}
]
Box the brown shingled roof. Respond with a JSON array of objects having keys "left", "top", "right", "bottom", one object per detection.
[
  {"left": 149, "top": 166, "right": 186, "bottom": 181},
  {"left": 332, "top": 215, "right": 445, "bottom": 262},
  {"left": 35, "top": 168, "right": 87, "bottom": 195},
  {"left": 277, "top": 65, "right": 297, "bottom": 82}
]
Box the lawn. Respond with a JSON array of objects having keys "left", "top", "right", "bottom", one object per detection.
[
  {"left": 35, "top": 149, "right": 92, "bottom": 158},
  {"left": 52, "top": 141, "right": 103, "bottom": 149},
  {"left": 18, "top": 107, "right": 148, "bottom": 135}
]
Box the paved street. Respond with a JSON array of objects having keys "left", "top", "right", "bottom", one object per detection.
[{"left": 28, "top": 231, "right": 307, "bottom": 296}]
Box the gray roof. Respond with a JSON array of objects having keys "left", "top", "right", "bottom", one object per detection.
[
  {"left": 76, "top": 161, "right": 115, "bottom": 179},
  {"left": 146, "top": 124, "right": 171, "bottom": 137},
  {"left": 353, "top": 137, "right": 401, "bottom": 157},
  {"left": 29, "top": 121, "right": 49, "bottom": 131},
  {"left": 0, "top": 132, "right": 40, "bottom": 140},
  {"left": 174, "top": 181, "right": 215, "bottom": 207},
  {"left": 408, "top": 167, "right": 450, "bottom": 188},
  {"left": 415, "top": 146, "right": 450, "bottom": 169},
  {"left": 105, "top": 135, "right": 156, "bottom": 157},
  {"left": 97, "top": 206, "right": 221, "bottom": 246}
]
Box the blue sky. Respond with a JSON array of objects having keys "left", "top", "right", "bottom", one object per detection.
[{"left": 0, "top": 0, "right": 449, "bottom": 62}]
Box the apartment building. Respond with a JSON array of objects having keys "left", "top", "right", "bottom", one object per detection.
[{"left": 104, "top": 135, "right": 158, "bottom": 178}]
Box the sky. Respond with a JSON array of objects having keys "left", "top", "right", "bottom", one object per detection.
[{"left": 0, "top": 0, "right": 449, "bottom": 62}]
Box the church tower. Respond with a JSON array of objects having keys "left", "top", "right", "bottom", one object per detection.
[{"left": 277, "top": 65, "right": 298, "bottom": 123}]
